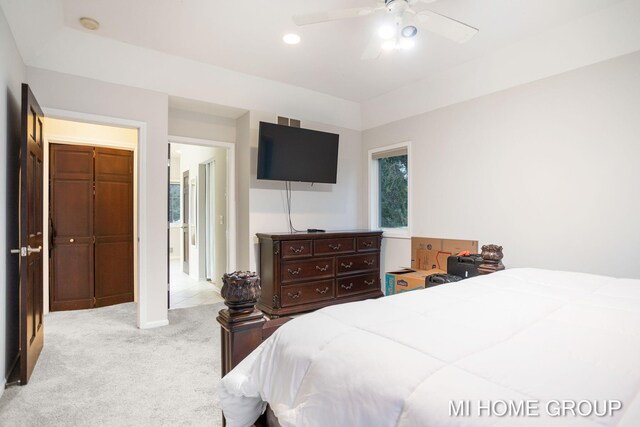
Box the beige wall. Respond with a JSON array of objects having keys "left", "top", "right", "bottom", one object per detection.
[
  {"left": 363, "top": 51, "right": 640, "bottom": 279},
  {"left": 169, "top": 107, "right": 236, "bottom": 143},
  {"left": 235, "top": 112, "right": 251, "bottom": 271},
  {"left": 46, "top": 117, "right": 138, "bottom": 143}
]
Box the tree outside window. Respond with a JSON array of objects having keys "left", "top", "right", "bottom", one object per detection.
[
  {"left": 169, "top": 183, "right": 181, "bottom": 223},
  {"left": 378, "top": 155, "right": 408, "bottom": 228}
]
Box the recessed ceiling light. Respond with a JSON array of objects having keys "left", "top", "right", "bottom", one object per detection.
[
  {"left": 79, "top": 17, "right": 100, "bottom": 31},
  {"left": 283, "top": 33, "right": 301, "bottom": 45}
]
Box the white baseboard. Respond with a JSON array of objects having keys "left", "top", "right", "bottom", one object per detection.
[
  {"left": 0, "top": 378, "right": 5, "bottom": 398},
  {"left": 139, "top": 319, "right": 169, "bottom": 329}
]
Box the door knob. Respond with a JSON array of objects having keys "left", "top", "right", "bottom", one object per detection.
[
  {"left": 27, "top": 245, "right": 42, "bottom": 254},
  {"left": 69, "top": 238, "right": 75, "bottom": 243}
]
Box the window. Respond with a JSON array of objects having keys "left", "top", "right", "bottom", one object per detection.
[
  {"left": 169, "top": 182, "right": 181, "bottom": 223},
  {"left": 369, "top": 142, "right": 411, "bottom": 236}
]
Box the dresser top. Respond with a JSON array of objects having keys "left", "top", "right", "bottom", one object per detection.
[{"left": 257, "top": 230, "right": 382, "bottom": 240}]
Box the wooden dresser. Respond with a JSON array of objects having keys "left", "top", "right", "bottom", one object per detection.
[{"left": 257, "top": 231, "right": 384, "bottom": 317}]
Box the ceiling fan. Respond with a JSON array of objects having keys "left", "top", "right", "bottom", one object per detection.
[{"left": 293, "top": 0, "right": 479, "bottom": 59}]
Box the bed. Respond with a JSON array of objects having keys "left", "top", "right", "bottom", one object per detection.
[{"left": 217, "top": 268, "right": 640, "bottom": 426}]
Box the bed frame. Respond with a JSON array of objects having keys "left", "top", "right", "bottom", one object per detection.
[{"left": 217, "top": 290, "right": 291, "bottom": 426}]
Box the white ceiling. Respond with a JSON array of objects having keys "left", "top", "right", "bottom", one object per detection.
[{"left": 55, "top": 0, "right": 624, "bottom": 102}]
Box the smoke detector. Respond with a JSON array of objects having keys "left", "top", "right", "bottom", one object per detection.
[{"left": 79, "top": 17, "right": 100, "bottom": 31}]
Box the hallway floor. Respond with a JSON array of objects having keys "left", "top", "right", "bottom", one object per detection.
[{"left": 169, "top": 259, "right": 223, "bottom": 309}]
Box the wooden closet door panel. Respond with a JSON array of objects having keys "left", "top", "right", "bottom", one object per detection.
[
  {"left": 94, "top": 240, "right": 133, "bottom": 307},
  {"left": 51, "top": 243, "right": 94, "bottom": 311},
  {"left": 94, "top": 147, "right": 133, "bottom": 307},
  {"left": 50, "top": 144, "right": 94, "bottom": 311},
  {"left": 52, "top": 180, "right": 93, "bottom": 237}
]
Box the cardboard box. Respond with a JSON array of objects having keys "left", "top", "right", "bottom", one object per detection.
[
  {"left": 385, "top": 268, "right": 445, "bottom": 295},
  {"left": 411, "top": 237, "right": 478, "bottom": 271}
]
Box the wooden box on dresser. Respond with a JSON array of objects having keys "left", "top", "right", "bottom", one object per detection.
[{"left": 257, "top": 230, "right": 384, "bottom": 318}]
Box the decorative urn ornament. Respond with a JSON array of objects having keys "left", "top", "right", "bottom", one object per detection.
[
  {"left": 478, "top": 244, "right": 505, "bottom": 275},
  {"left": 220, "top": 271, "right": 261, "bottom": 314}
]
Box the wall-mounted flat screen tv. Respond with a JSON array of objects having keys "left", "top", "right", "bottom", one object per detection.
[{"left": 257, "top": 122, "right": 339, "bottom": 184}]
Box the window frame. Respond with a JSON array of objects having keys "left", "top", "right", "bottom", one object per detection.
[
  {"left": 168, "top": 181, "right": 181, "bottom": 224},
  {"left": 368, "top": 141, "right": 412, "bottom": 239}
]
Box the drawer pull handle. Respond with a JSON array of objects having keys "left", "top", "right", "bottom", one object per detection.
[
  {"left": 341, "top": 283, "right": 353, "bottom": 290},
  {"left": 364, "top": 259, "right": 375, "bottom": 266},
  {"left": 287, "top": 291, "right": 302, "bottom": 299},
  {"left": 329, "top": 243, "right": 341, "bottom": 250},
  {"left": 290, "top": 245, "right": 305, "bottom": 253},
  {"left": 315, "top": 264, "right": 329, "bottom": 272},
  {"left": 287, "top": 268, "right": 302, "bottom": 275},
  {"left": 363, "top": 241, "right": 374, "bottom": 248},
  {"left": 341, "top": 262, "right": 353, "bottom": 269},
  {"left": 316, "top": 287, "right": 329, "bottom": 294},
  {"left": 364, "top": 279, "right": 375, "bottom": 286}
]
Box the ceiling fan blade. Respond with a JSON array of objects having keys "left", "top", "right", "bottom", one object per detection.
[
  {"left": 293, "top": 7, "right": 378, "bottom": 26},
  {"left": 416, "top": 10, "right": 478, "bottom": 43},
  {"left": 361, "top": 38, "right": 382, "bottom": 60}
]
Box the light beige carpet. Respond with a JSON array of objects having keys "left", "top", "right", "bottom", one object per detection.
[{"left": 0, "top": 302, "right": 224, "bottom": 427}]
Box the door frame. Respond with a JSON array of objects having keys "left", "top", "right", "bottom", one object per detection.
[
  {"left": 167, "top": 135, "right": 236, "bottom": 274},
  {"left": 41, "top": 108, "right": 151, "bottom": 328}
]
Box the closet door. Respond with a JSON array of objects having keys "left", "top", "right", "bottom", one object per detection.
[
  {"left": 94, "top": 147, "right": 134, "bottom": 307},
  {"left": 50, "top": 144, "right": 94, "bottom": 311}
]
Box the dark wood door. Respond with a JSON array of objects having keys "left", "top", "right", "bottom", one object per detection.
[
  {"left": 49, "top": 144, "right": 94, "bottom": 311},
  {"left": 20, "top": 84, "right": 44, "bottom": 385},
  {"left": 183, "top": 171, "right": 189, "bottom": 274},
  {"left": 94, "top": 147, "right": 134, "bottom": 307},
  {"left": 50, "top": 144, "right": 133, "bottom": 311}
]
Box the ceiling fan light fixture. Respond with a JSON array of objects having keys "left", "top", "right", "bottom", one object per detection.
[
  {"left": 399, "top": 37, "right": 415, "bottom": 50},
  {"left": 401, "top": 25, "right": 418, "bottom": 38},
  {"left": 381, "top": 40, "right": 396, "bottom": 51},
  {"left": 378, "top": 25, "right": 396, "bottom": 40},
  {"left": 283, "top": 33, "right": 301, "bottom": 45}
]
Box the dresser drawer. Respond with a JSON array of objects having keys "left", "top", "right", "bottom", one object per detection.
[
  {"left": 357, "top": 236, "right": 379, "bottom": 252},
  {"left": 336, "top": 253, "right": 378, "bottom": 275},
  {"left": 281, "top": 280, "right": 335, "bottom": 307},
  {"left": 281, "top": 258, "right": 335, "bottom": 283},
  {"left": 337, "top": 274, "right": 379, "bottom": 297},
  {"left": 281, "top": 240, "right": 312, "bottom": 259},
  {"left": 314, "top": 237, "right": 355, "bottom": 255}
]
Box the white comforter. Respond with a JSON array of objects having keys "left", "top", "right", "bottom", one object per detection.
[{"left": 218, "top": 268, "right": 640, "bottom": 426}]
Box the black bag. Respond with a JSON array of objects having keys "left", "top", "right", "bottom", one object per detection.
[
  {"left": 426, "top": 273, "right": 462, "bottom": 288},
  {"left": 447, "top": 254, "right": 483, "bottom": 279}
]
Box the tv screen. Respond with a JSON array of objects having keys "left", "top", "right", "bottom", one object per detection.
[{"left": 257, "top": 122, "right": 339, "bottom": 184}]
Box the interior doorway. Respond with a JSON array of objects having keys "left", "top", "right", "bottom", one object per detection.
[
  {"left": 43, "top": 117, "right": 139, "bottom": 315},
  {"left": 49, "top": 144, "right": 134, "bottom": 311},
  {"left": 168, "top": 140, "right": 231, "bottom": 309}
]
